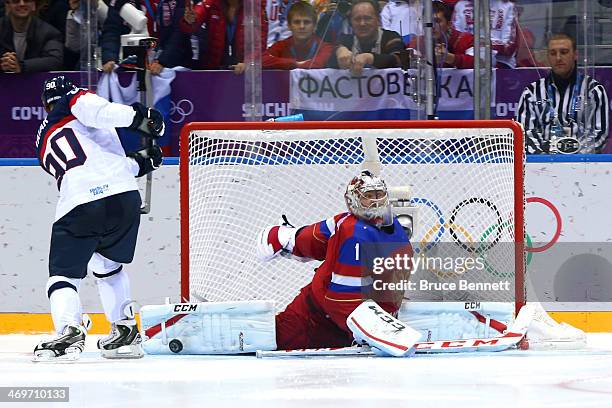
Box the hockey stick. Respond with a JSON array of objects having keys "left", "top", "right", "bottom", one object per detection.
[
  {"left": 140, "top": 136, "right": 155, "bottom": 215},
  {"left": 256, "top": 331, "right": 525, "bottom": 358},
  {"left": 256, "top": 345, "right": 376, "bottom": 358},
  {"left": 139, "top": 69, "right": 154, "bottom": 215},
  {"left": 256, "top": 304, "right": 537, "bottom": 358},
  {"left": 123, "top": 41, "right": 156, "bottom": 215}
]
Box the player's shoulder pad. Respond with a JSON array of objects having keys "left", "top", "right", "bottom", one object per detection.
[
  {"left": 334, "top": 215, "right": 382, "bottom": 246},
  {"left": 334, "top": 213, "right": 359, "bottom": 234},
  {"left": 66, "top": 88, "right": 94, "bottom": 110}
]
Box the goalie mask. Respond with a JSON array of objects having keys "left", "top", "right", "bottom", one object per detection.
[
  {"left": 345, "top": 170, "right": 393, "bottom": 227},
  {"left": 42, "top": 76, "right": 77, "bottom": 109}
]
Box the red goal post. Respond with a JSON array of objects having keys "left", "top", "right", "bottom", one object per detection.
[{"left": 180, "top": 120, "right": 525, "bottom": 314}]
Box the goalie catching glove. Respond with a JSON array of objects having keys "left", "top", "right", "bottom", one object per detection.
[
  {"left": 128, "top": 145, "right": 163, "bottom": 177},
  {"left": 130, "top": 103, "right": 165, "bottom": 138}
]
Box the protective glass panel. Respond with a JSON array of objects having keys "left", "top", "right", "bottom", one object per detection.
[{"left": 79, "top": 0, "right": 99, "bottom": 91}]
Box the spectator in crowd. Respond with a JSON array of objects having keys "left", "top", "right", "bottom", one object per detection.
[
  {"left": 63, "top": 0, "right": 79, "bottom": 69},
  {"left": 452, "top": 0, "right": 517, "bottom": 68},
  {"left": 266, "top": 0, "right": 293, "bottom": 49},
  {"left": 380, "top": 0, "right": 421, "bottom": 46},
  {"left": 148, "top": 0, "right": 194, "bottom": 75},
  {"left": 64, "top": 0, "right": 99, "bottom": 70},
  {"left": 441, "top": 0, "right": 459, "bottom": 9},
  {"left": 180, "top": 0, "right": 268, "bottom": 74},
  {"left": 315, "top": 0, "right": 352, "bottom": 44},
  {"left": 263, "top": 1, "right": 332, "bottom": 69},
  {"left": 333, "top": 0, "right": 409, "bottom": 75},
  {"left": 312, "top": 0, "right": 328, "bottom": 15},
  {"left": 98, "top": 0, "right": 127, "bottom": 72},
  {"left": 0, "top": 0, "right": 63, "bottom": 72},
  {"left": 37, "top": 0, "right": 70, "bottom": 37},
  {"left": 513, "top": 4, "right": 539, "bottom": 67},
  {"left": 516, "top": 33, "right": 609, "bottom": 154},
  {"left": 408, "top": 0, "right": 474, "bottom": 68}
]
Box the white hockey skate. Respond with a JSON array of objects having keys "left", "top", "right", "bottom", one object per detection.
[
  {"left": 98, "top": 303, "right": 144, "bottom": 359},
  {"left": 33, "top": 315, "right": 91, "bottom": 362}
]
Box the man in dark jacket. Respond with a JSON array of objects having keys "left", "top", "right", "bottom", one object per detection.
[
  {"left": 100, "top": 0, "right": 141, "bottom": 73},
  {"left": 0, "top": 0, "right": 63, "bottom": 72},
  {"left": 334, "top": 0, "right": 409, "bottom": 75},
  {"left": 148, "top": 0, "right": 194, "bottom": 75}
]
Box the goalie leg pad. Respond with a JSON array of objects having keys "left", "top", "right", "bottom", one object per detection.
[
  {"left": 398, "top": 302, "right": 514, "bottom": 341},
  {"left": 346, "top": 300, "right": 421, "bottom": 357},
  {"left": 141, "top": 300, "right": 277, "bottom": 354}
]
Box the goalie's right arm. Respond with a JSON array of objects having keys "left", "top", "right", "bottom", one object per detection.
[
  {"left": 256, "top": 214, "right": 343, "bottom": 262},
  {"left": 256, "top": 225, "right": 299, "bottom": 262}
]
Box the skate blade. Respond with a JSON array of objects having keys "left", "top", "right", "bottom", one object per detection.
[
  {"left": 101, "top": 344, "right": 144, "bottom": 359},
  {"left": 32, "top": 347, "right": 82, "bottom": 363}
]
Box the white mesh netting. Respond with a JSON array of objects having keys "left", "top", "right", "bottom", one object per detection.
[{"left": 183, "top": 125, "right": 524, "bottom": 311}]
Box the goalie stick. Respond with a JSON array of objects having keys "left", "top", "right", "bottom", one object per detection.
[
  {"left": 256, "top": 331, "right": 525, "bottom": 358},
  {"left": 256, "top": 304, "right": 537, "bottom": 358}
]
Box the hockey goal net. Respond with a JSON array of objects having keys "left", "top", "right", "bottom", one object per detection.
[{"left": 180, "top": 120, "right": 525, "bottom": 314}]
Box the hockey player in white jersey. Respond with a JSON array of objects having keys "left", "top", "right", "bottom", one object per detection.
[{"left": 33, "top": 75, "right": 164, "bottom": 361}]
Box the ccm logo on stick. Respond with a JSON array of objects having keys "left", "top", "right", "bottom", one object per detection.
[{"left": 173, "top": 304, "right": 197, "bottom": 312}]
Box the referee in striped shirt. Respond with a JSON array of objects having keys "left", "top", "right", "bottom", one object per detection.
[{"left": 516, "top": 33, "right": 609, "bottom": 154}]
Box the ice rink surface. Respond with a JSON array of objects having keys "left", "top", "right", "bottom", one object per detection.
[{"left": 2, "top": 334, "right": 612, "bottom": 408}]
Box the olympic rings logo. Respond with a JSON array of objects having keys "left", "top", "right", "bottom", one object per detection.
[
  {"left": 170, "top": 99, "right": 194, "bottom": 124},
  {"left": 523, "top": 197, "right": 562, "bottom": 252},
  {"left": 411, "top": 196, "right": 562, "bottom": 276}
]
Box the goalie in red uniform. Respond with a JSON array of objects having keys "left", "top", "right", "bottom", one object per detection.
[{"left": 257, "top": 170, "right": 413, "bottom": 350}]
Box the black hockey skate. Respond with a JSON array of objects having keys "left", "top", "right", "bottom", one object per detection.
[
  {"left": 98, "top": 320, "right": 144, "bottom": 359},
  {"left": 33, "top": 325, "right": 87, "bottom": 362},
  {"left": 97, "top": 303, "right": 144, "bottom": 359}
]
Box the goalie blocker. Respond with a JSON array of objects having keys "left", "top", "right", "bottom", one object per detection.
[{"left": 347, "top": 300, "right": 422, "bottom": 357}]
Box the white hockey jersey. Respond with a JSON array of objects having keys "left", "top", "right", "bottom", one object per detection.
[
  {"left": 35, "top": 89, "right": 140, "bottom": 221},
  {"left": 452, "top": 0, "right": 517, "bottom": 68}
]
